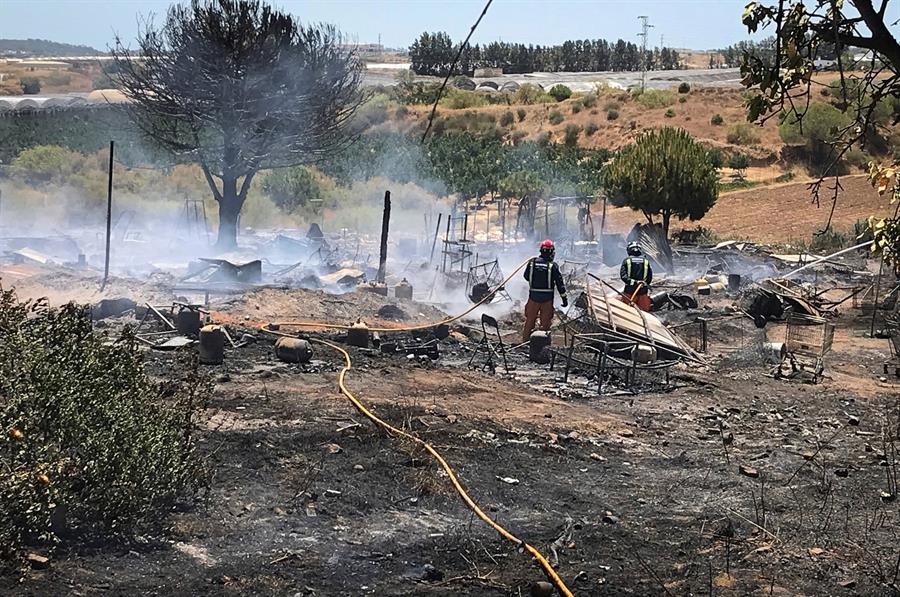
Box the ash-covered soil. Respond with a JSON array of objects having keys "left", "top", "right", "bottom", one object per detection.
[{"left": 2, "top": 297, "right": 899, "bottom": 596}]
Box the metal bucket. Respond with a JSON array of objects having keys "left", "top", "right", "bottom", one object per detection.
[
  {"left": 199, "top": 325, "right": 225, "bottom": 365},
  {"left": 762, "top": 342, "right": 786, "bottom": 363}
]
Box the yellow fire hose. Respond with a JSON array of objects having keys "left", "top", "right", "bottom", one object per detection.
[
  {"left": 259, "top": 257, "right": 575, "bottom": 595},
  {"left": 313, "top": 338, "right": 574, "bottom": 596}
]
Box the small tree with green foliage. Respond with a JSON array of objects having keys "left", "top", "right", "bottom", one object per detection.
[
  {"left": 728, "top": 153, "right": 750, "bottom": 181},
  {"left": 603, "top": 127, "right": 719, "bottom": 236},
  {"left": 260, "top": 166, "right": 323, "bottom": 212},
  {"left": 548, "top": 84, "right": 572, "bottom": 102},
  {"left": 779, "top": 102, "right": 853, "bottom": 168},
  {"left": 20, "top": 77, "right": 41, "bottom": 95}
]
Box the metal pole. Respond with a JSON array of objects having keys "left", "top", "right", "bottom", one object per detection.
[
  {"left": 429, "top": 213, "right": 443, "bottom": 264},
  {"left": 376, "top": 190, "right": 391, "bottom": 284},
  {"left": 442, "top": 215, "right": 451, "bottom": 273},
  {"left": 870, "top": 251, "right": 885, "bottom": 337},
  {"left": 102, "top": 140, "right": 114, "bottom": 289}
]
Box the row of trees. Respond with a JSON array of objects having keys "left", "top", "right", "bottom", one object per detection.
[
  {"left": 409, "top": 32, "right": 681, "bottom": 76},
  {"left": 266, "top": 127, "right": 718, "bottom": 239}
]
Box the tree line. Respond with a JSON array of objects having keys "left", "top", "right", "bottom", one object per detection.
[{"left": 409, "top": 32, "right": 681, "bottom": 76}]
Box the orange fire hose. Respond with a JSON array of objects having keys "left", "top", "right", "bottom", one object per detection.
[{"left": 258, "top": 257, "right": 575, "bottom": 595}]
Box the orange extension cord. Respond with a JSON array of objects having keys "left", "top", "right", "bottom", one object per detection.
[{"left": 259, "top": 258, "right": 575, "bottom": 595}]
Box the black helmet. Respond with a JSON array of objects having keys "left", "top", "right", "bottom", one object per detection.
[{"left": 626, "top": 241, "right": 642, "bottom": 256}]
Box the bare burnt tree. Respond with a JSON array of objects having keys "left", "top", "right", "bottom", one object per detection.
[
  {"left": 740, "top": 1, "right": 900, "bottom": 231},
  {"left": 111, "top": 0, "right": 363, "bottom": 249}
]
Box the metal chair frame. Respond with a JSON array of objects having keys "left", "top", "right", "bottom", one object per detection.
[{"left": 467, "top": 313, "right": 509, "bottom": 374}]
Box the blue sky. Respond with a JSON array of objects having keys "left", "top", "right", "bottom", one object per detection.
[{"left": 1, "top": 0, "right": 761, "bottom": 52}]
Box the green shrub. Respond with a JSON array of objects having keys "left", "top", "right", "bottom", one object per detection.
[
  {"left": 511, "top": 129, "right": 528, "bottom": 144},
  {"left": 548, "top": 84, "right": 573, "bottom": 102},
  {"left": 549, "top": 110, "right": 564, "bottom": 125},
  {"left": 607, "top": 109, "right": 619, "bottom": 121},
  {"left": 536, "top": 131, "right": 552, "bottom": 147},
  {"left": 710, "top": 113, "right": 724, "bottom": 126},
  {"left": 354, "top": 93, "right": 392, "bottom": 127},
  {"left": 728, "top": 153, "right": 750, "bottom": 170},
  {"left": 665, "top": 108, "right": 676, "bottom": 118},
  {"left": 500, "top": 111, "right": 515, "bottom": 127},
  {"left": 809, "top": 225, "right": 848, "bottom": 252},
  {"left": 585, "top": 122, "right": 599, "bottom": 136},
  {"left": 603, "top": 100, "right": 621, "bottom": 111},
  {"left": 0, "top": 290, "right": 208, "bottom": 560},
  {"left": 261, "top": 165, "right": 324, "bottom": 212},
  {"left": 512, "top": 84, "right": 554, "bottom": 105},
  {"left": 708, "top": 149, "right": 724, "bottom": 169},
  {"left": 571, "top": 101, "right": 582, "bottom": 114},
  {"left": 778, "top": 102, "right": 852, "bottom": 166},
  {"left": 633, "top": 89, "right": 676, "bottom": 109},
  {"left": 440, "top": 87, "right": 489, "bottom": 109},
  {"left": 581, "top": 93, "right": 598, "bottom": 108},
  {"left": 20, "top": 77, "right": 41, "bottom": 94},
  {"left": 844, "top": 148, "right": 871, "bottom": 169},
  {"left": 41, "top": 72, "right": 72, "bottom": 87},
  {"left": 516, "top": 108, "right": 527, "bottom": 121},
  {"left": 774, "top": 171, "right": 796, "bottom": 183},
  {"left": 678, "top": 96, "right": 687, "bottom": 104},
  {"left": 678, "top": 82, "right": 691, "bottom": 94},
  {"left": 726, "top": 123, "right": 760, "bottom": 145},
  {"left": 563, "top": 124, "right": 582, "bottom": 146},
  {"left": 11, "top": 145, "right": 83, "bottom": 184}
]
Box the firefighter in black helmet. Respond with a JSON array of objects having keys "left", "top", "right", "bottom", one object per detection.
[
  {"left": 620, "top": 241, "right": 653, "bottom": 311},
  {"left": 522, "top": 239, "right": 567, "bottom": 342}
]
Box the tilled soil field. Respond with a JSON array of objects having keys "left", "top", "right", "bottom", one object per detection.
[{"left": 2, "top": 302, "right": 898, "bottom": 596}]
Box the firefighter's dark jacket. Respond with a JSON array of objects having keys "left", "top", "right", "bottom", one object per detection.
[
  {"left": 620, "top": 256, "right": 653, "bottom": 295},
  {"left": 524, "top": 256, "right": 567, "bottom": 303}
]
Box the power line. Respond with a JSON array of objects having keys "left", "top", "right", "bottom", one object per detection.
[
  {"left": 421, "top": 0, "right": 494, "bottom": 144},
  {"left": 637, "top": 15, "right": 654, "bottom": 92}
]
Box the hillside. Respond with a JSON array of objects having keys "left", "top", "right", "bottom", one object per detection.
[
  {"left": 601, "top": 174, "right": 892, "bottom": 244},
  {"left": 0, "top": 38, "right": 102, "bottom": 57}
]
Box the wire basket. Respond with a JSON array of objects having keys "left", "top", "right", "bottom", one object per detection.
[
  {"left": 785, "top": 313, "right": 834, "bottom": 358},
  {"left": 670, "top": 319, "right": 708, "bottom": 353}
]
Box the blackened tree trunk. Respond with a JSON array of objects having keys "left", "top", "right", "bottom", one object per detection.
[
  {"left": 110, "top": 0, "right": 363, "bottom": 251},
  {"left": 217, "top": 176, "right": 242, "bottom": 250}
]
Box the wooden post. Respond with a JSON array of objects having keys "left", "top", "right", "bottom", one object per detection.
[
  {"left": 376, "top": 190, "right": 391, "bottom": 284},
  {"left": 102, "top": 140, "right": 114, "bottom": 290},
  {"left": 429, "top": 213, "right": 443, "bottom": 264}
]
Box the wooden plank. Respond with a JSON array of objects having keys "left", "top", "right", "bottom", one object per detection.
[{"left": 583, "top": 283, "right": 685, "bottom": 351}]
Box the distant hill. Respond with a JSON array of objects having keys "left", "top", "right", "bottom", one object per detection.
[{"left": 0, "top": 38, "right": 103, "bottom": 57}]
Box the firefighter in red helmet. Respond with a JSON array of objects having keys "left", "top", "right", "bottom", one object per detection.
[{"left": 522, "top": 239, "right": 568, "bottom": 342}]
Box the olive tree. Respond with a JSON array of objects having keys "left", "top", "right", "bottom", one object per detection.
[
  {"left": 602, "top": 127, "right": 719, "bottom": 236},
  {"left": 111, "top": 0, "right": 363, "bottom": 249}
]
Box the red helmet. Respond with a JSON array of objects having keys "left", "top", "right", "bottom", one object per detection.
[{"left": 540, "top": 239, "right": 555, "bottom": 250}]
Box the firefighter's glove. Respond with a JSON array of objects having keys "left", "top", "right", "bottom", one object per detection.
[{"left": 561, "top": 296, "right": 568, "bottom": 308}]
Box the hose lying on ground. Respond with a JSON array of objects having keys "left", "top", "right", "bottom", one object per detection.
[
  {"left": 259, "top": 257, "right": 575, "bottom": 595},
  {"left": 312, "top": 338, "right": 575, "bottom": 597}
]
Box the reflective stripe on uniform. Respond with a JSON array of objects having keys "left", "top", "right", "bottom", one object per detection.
[
  {"left": 528, "top": 259, "right": 554, "bottom": 291},
  {"left": 626, "top": 257, "right": 648, "bottom": 284}
]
